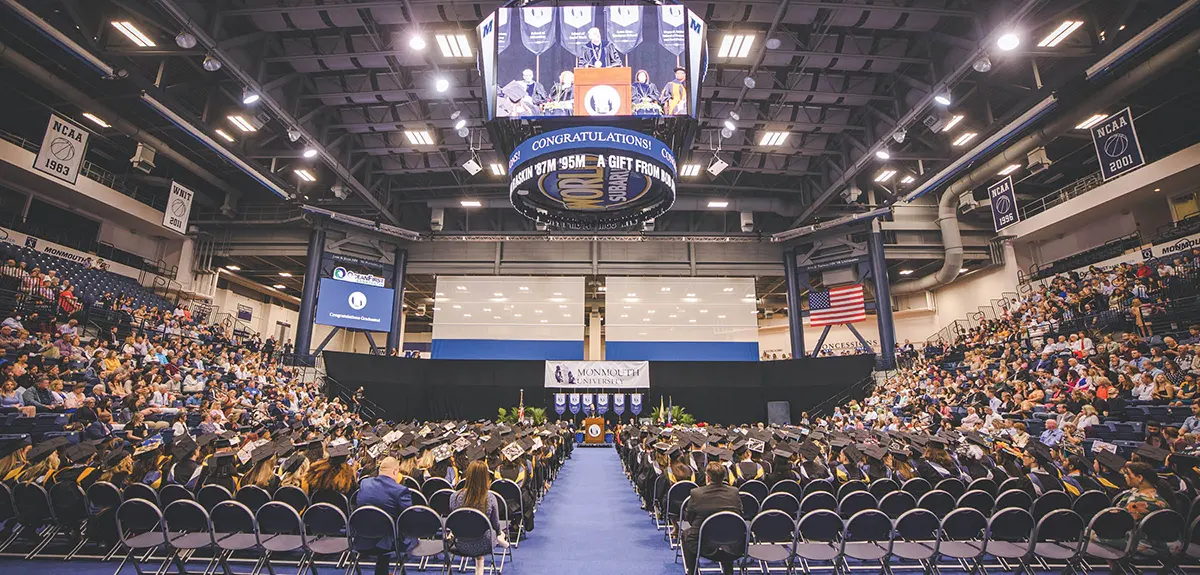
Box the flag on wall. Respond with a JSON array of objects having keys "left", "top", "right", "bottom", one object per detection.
[{"left": 808, "top": 284, "right": 867, "bottom": 327}]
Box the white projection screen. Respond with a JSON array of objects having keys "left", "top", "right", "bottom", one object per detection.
[
  {"left": 605, "top": 277, "right": 758, "bottom": 361},
  {"left": 431, "top": 276, "right": 585, "bottom": 359}
]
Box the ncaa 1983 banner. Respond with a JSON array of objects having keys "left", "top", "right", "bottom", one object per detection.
[
  {"left": 509, "top": 126, "right": 676, "bottom": 230},
  {"left": 544, "top": 360, "right": 651, "bottom": 389}
]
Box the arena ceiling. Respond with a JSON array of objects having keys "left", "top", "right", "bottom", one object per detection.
[{"left": 0, "top": 0, "right": 1194, "bottom": 239}]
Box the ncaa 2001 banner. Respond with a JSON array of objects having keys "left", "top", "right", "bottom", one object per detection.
[{"left": 544, "top": 361, "right": 650, "bottom": 389}]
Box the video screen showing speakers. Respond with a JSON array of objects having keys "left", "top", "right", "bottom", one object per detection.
[{"left": 478, "top": 5, "right": 706, "bottom": 120}]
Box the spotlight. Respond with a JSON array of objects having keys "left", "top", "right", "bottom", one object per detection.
[
  {"left": 435, "top": 77, "right": 450, "bottom": 93},
  {"left": 454, "top": 118, "right": 467, "bottom": 130},
  {"left": 302, "top": 148, "right": 318, "bottom": 159},
  {"left": 934, "top": 90, "right": 952, "bottom": 107},
  {"left": 973, "top": 56, "right": 992, "bottom": 73},
  {"left": 202, "top": 54, "right": 222, "bottom": 72},
  {"left": 765, "top": 37, "right": 782, "bottom": 50},
  {"left": 175, "top": 31, "right": 197, "bottom": 49},
  {"left": 875, "top": 149, "right": 891, "bottom": 160},
  {"left": 720, "top": 127, "right": 734, "bottom": 139},
  {"left": 729, "top": 111, "right": 740, "bottom": 121},
  {"left": 997, "top": 33, "right": 1020, "bottom": 51},
  {"left": 241, "top": 88, "right": 260, "bottom": 105},
  {"left": 723, "top": 119, "right": 736, "bottom": 131},
  {"left": 451, "top": 110, "right": 463, "bottom": 120},
  {"left": 743, "top": 76, "right": 756, "bottom": 89},
  {"left": 456, "top": 127, "right": 470, "bottom": 138},
  {"left": 892, "top": 129, "right": 907, "bottom": 144},
  {"left": 286, "top": 128, "right": 302, "bottom": 142},
  {"left": 410, "top": 35, "right": 426, "bottom": 50}
]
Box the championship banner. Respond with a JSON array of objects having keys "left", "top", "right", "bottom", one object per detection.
[
  {"left": 605, "top": 6, "right": 643, "bottom": 60},
  {"left": 658, "top": 5, "right": 686, "bottom": 58},
  {"left": 35, "top": 113, "right": 90, "bottom": 185},
  {"left": 582, "top": 393, "right": 594, "bottom": 415},
  {"left": 163, "top": 181, "right": 195, "bottom": 234},
  {"left": 597, "top": 393, "right": 609, "bottom": 414},
  {"left": 544, "top": 360, "right": 651, "bottom": 389},
  {"left": 559, "top": 6, "right": 596, "bottom": 59},
  {"left": 554, "top": 393, "right": 566, "bottom": 415},
  {"left": 613, "top": 393, "right": 625, "bottom": 415},
  {"left": 568, "top": 393, "right": 581, "bottom": 415},
  {"left": 988, "top": 176, "right": 1019, "bottom": 232},
  {"left": 520, "top": 7, "right": 557, "bottom": 57},
  {"left": 510, "top": 127, "right": 677, "bottom": 230},
  {"left": 630, "top": 393, "right": 643, "bottom": 415},
  {"left": 1091, "top": 108, "right": 1145, "bottom": 181}
]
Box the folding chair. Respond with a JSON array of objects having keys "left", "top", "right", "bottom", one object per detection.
[
  {"left": 803, "top": 479, "right": 835, "bottom": 498},
  {"left": 800, "top": 491, "right": 837, "bottom": 514},
  {"left": 1031, "top": 490, "right": 1072, "bottom": 520},
  {"left": 956, "top": 490, "right": 995, "bottom": 516},
  {"left": 116, "top": 498, "right": 167, "bottom": 575},
  {"left": 740, "top": 480, "right": 769, "bottom": 504},
  {"left": 666, "top": 481, "right": 697, "bottom": 548},
  {"left": 401, "top": 476, "right": 422, "bottom": 492},
  {"left": 14, "top": 481, "right": 59, "bottom": 559},
  {"left": 235, "top": 485, "right": 272, "bottom": 512},
  {"left": 869, "top": 478, "right": 900, "bottom": 500},
  {"left": 652, "top": 475, "right": 669, "bottom": 528},
  {"left": 770, "top": 479, "right": 802, "bottom": 501},
  {"left": 745, "top": 510, "right": 796, "bottom": 574},
  {"left": 1081, "top": 507, "right": 1136, "bottom": 574},
  {"left": 837, "top": 481, "right": 868, "bottom": 501},
  {"left": 197, "top": 485, "right": 232, "bottom": 512},
  {"left": 84, "top": 481, "right": 124, "bottom": 560},
  {"left": 1185, "top": 515, "right": 1200, "bottom": 561},
  {"left": 49, "top": 480, "right": 91, "bottom": 559},
  {"left": 995, "top": 489, "right": 1034, "bottom": 512},
  {"left": 490, "top": 479, "right": 525, "bottom": 545},
  {"left": 689, "top": 511, "right": 747, "bottom": 575},
  {"left": 1136, "top": 509, "right": 1186, "bottom": 574},
  {"left": 256, "top": 501, "right": 308, "bottom": 575},
  {"left": 901, "top": 478, "right": 931, "bottom": 500},
  {"left": 408, "top": 490, "right": 428, "bottom": 508},
  {"left": 917, "top": 490, "right": 955, "bottom": 518},
  {"left": 273, "top": 486, "right": 310, "bottom": 513},
  {"left": 1031, "top": 509, "right": 1086, "bottom": 574},
  {"left": 429, "top": 489, "right": 455, "bottom": 518},
  {"left": 997, "top": 477, "right": 1027, "bottom": 495},
  {"left": 443, "top": 507, "right": 503, "bottom": 575},
  {"left": 739, "top": 493, "right": 760, "bottom": 521},
  {"left": 421, "top": 478, "right": 452, "bottom": 502},
  {"left": 984, "top": 507, "right": 1036, "bottom": 573},
  {"left": 967, "top": 477, "right": 998, "bottom": 498},
  {"left": 842, "top": 509, "right": 893, "bottom": 574},
  {"left": 160, "top": 484, "right": 194, "bottom": 507},
  {"left": 163, "top": 500, "right": 215, "bottom": 574},
  {"left": 937, "top": 507, "right": 987, "bottom": 574},
  {"left": 879, "top": 491, "right": 916, "bottom": 520},
  {"left": 838, "top": 491, "right": 877, "bottom": 519},
  {"left": 397, "top": 505, "right": 447, "bottom": 572},
  {"left": 935, "top": 478, "right": 966, "bottom": 500},
  {"left": 347, "top": 505, "right": 398, "bottom": 575},
  {"left": 210, "top": 500, "right": 262, "bottom": 575},
  {"left": 1072, "top": 490, "right": 1111, "bottom": 520},
  {"left": 794, "top": 509, "right": 843, "bottom": 574},
  {"left": 124, "top": 483, "right": 159, "bottom": 506},
  {"left": 760, "top": 492, "right": 800, "bottom": 520},
  {"left": 311, "top": 489, "right": 350, "bottom": 515},
  {"left": 302, "top": 503, "right": 350, "bottom": 574},
  {"left": 891, "top": 509, "right": 940, "bottom": 573}
]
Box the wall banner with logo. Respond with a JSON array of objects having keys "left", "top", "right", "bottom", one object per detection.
[
  {"left": 630, "top": 393, "right": 643, "bottom": 415},
  {"left": 543, "top": 360, "right": 651, "bottom": 389},
  {"left": 581, "top": 393, "right": 594, "bottom": 414},
  {"left": 568, "top": 393, "right": 580, "bottom": 414},
  {"left": 509, "top": 126, "right": 676, "bottom": 230},
  {"left": 554, "top": 393, "right": 566, "bottom": 415},
  {"left": 613, "top": 393, "right": 625, "bottom": 415},
  {"left": 988, "top": 176, "right": 1020, "bottom": 231},
  {"left": 597, "top": 393, "right": 609, "bottom": 414},
  {"left": 34, "top": 113, "right": 90, "bottom": 185},
  {"left": 1091, "top": 108, "right": 1145, "bottom": 181},
  {"left": 163, "top": 181, "right": 195, "bottom": 234}
]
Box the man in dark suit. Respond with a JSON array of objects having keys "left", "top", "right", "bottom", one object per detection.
[
  {"left": 682, "top": 462, "right": 744, "bottom": 575},
  {"left": 356, "top": 456, "right": 415, "bottom": 575}
]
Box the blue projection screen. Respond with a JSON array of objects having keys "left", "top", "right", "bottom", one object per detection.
[{"left": 314, "top": 278, "right": 394, "bottom": 332}]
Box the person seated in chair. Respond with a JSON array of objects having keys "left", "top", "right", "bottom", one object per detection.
[
  {"left": 357, "top": 456, "right": 416, "bottom": 575},
  {"left": 682, "top": 462, "right": 744, "bottom": 575}
]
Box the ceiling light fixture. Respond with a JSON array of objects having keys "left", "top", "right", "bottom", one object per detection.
[
  {"left": 717, "top": 33, "right": 755, "bottom": 58},
  {"left": 997, "top": 33, "right": 1020, "bottom": 51},
  {"left": 708, "top": 200, "right": 729, "bottom": 208},
  {"left": 434, "top": 33, "right": 472, "bottom": 58},
  {"left": 972, "top": 56, "right": 992, "bottom": 73},
  {"left": 404, "top": 131, "right": 434, "bottom": 145},
  {"left": 294, "top": 169, "right": 316, "bottom": 182},
  {"left": 759, "top": 131, "right": 789, "bottom": 146},
  {"left": 874, "top": 169, "right": 897, "bottom": 182},
  {"left": 942, "top": 114, "right": 965, "bottom": 132},
  {"left": 82, "top": 113, "right": 110, "bottom": 128},
  {"left": 273, "top": 284, "right": 286, "bottom": 289},
  {"left": 680, "top": 164, "right": 701, "bottom": 177},
  {"left": 227, "top": 115, "right": 256, "bottom": 132},
  {"left": 1038, "top": 21, "right": 1084, "bottom": 47},
  {"left": 174, "top": 31, "right": 196, "bottom": 49},
  {"left": 959, "top": 268, "right": 969, "bottom": 273},
  {"left": 490, "top": 163, "right": 505, "bottom": 176},
  {"left": 998, "top": 164, "right": 1021, "bottom": 176},
  {"left": 111, "top": 21, "right": 156, "bottom": 47},
  {"left": 899, "top": 269, "right": 914, "bottom": 275},
  {"left": 723, "top": 119, "right": 736, "bottom": 131},
  {"left": 875, "top": 149, "right": 891, "bottom": 160},
  {"left": 933, "top": 89, "right": 952, "bottom": 106},
  {"left": 953, "top": 132, "right": 978, "bottom": 147},
  {"left": 1075, "top": 114, "right": 1108, "bottom": 130},
  {"left": 302, "top": 148, "right": 318, "bottom": 159},
  {"left": 410, "top": 35, "right": 426, "bottom": 51},
  {"left": 460, "top": 200, "right": 482, "bottom": 207},
  {"left": 202, "top": 54, "right": 222, "bottom": 71},
  {"left": 900, "top": 175, "right": 915, "bottom": 184},
  {"left": 225, "top": 265, "right": 240, "bottom": 271},
  {"left": 214, "top": 129, "right": 235, "bottom": 143},
  {"left": 454, "top": 118, "right": 467, "bottom": 131},
  {"left": 241, "top": 88, "right": 260, "bottom": 105},
  {"left": 279, "top": 272, "right": 292, "bottom": 277},
  {"left": 435, "top": 77, "right": 450, "bottom": 93}
]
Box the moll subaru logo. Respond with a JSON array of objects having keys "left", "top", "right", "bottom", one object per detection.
[{"left": 347, "top": 291, "right": 368, "bottom": 310}]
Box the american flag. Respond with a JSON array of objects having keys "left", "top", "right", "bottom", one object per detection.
[{"left": 808, "top": 284, "right": 867, "bottom": 327}]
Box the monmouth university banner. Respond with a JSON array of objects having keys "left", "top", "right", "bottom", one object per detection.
[{"left": 545, "top": 361, "right": 650, "bottom": 388}]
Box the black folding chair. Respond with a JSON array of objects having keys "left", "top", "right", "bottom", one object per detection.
[
  {"left": 1136, "top": 509, "right": 1186, "bottom": 573},
  {"left": 256, "top": 501, "right": 308, "bottom": 575},
  {"left": 869, "top": 478, "right": 900, "bottom": 499},
  {"left": 842, "top": 509, "right": 893, "bottom": 573},
  {"left": 935, "top": 478, "right": 966, "bottom": 500},
  {"left": 84, "top": 481, "right": 123, "bottom": 559},
  {"left": 997, "top": 477, "right": 1026, "bottom": 495},
  {"left": 429, "top": 489, "right": 455, "bottom": 518},
  {"left": 838, "top": 491, "right": 877, "bottom": 519},
  {"left": 746, "top": 510, "right": 796, "bottom": 574},
  {"left": 273, "top": 485, "right": 310, "bottom": 513},
  {"left": 197, "top": 484, "right": 232, "bottom": 512},
  {"left": 210, "top": 500, "right": 262, "bottom": 575},
  {"left": 311, "top": 489, "right": 350, "bottom": 515},
  {"left": 397, "top": 505, "right": 447, "bottom": 572},
  {"left": 14, "top": 481, "right": 58, "bottom": 559},
  {"left": 1185, "top": 515, "right": 1200, "bottom": 561},
  {"left": 995, "top": 489, "right": 1034, "bottom": 512},
  {"left": 901, "top": 478, "right": 931, "bottom": 500},
  {"left": 347, "top": 505, "right": 398, "bottom": 575},
  {"left": 421, "top": 478, "right": 452, "bottom": 502},
  {"left": 665, "top": 481, "right": 696, "bottom": 548},
  {"left": 1072, "top": 490, "right": 1111, "bottom": 520},
  {"left": 690, "top": 511, "right": 748, "bottom": 575},
  {"left": 124, "top": 483, "right": 159, "bottom": 506},
  {"left": 1031, "top": 509, "right": 1086, "bottom": 574},
  {"left": 740, "top": 479, "right": 769, "bottom": 504},
  {"left": 937, "top": 507, "right": 988, "bottom": 574},
  {"left": 770, "top": 479, "right": 803, "bottom": 501},
  {"left": 1082, "top": 507, "right": 1136, "bottom": 573},
  {"left": 49, "top": 480, "right": 91, "bottom": 559},
  {"left": 803, "top": 479, "right": 835, "bottom": 497},
  {"left": 443, "top": 507, "right": 503, "bottom": 575},
  {"left": 302, "top": 503, "right": 351, "bottom": 574},
  {"left": 760, "top": 492, "right": 800, "bottom": 520},
  {"left": 491, "top": 479, "right": 525, "bottom": 545},
  {"left": 984, "top": 507, "right": 1036, "bottom": 573},
  {"left": 892, "top": 508, "right": 940, "bottom": 573},
  {"left": 116, "top": 498, "right": 167, "bottom": 575},
  {"left": 1031, "top": 490, "right": 1072, "bottom": 520},
  {"left": 956, "top": 490, "right": 995, "bottom": 515},
  {"left": 794, "top": 509, "right": 844, "bottom": 573},
  {"left": 0, "top": 482, "right": 16, "bottom": 552},
  {"left": 235, "top": 485, "right": 272, "bottom": 512},
  {"left": 163, "top": 499, "right": 215, "bottom": 574},
  {"left": 879, "top": 490, "right": 917, "bottom": 520},
  {"left": 738, "top": 492, "right": 760, "bottom": 521},
  {"left": 800, "top": 491, "right": 837, "bottom": 514},
  {"left": 160, "top": 484, "right": 194, "bottom": 507},
  {"left": 837, "top": 480, "right": 868, "bottom": 501},
  {"left": 967, "top": 477, "right": 998, "bottom": 498},
  {"left": 917, "top": 490, "right": 955, "bottom": 517}
]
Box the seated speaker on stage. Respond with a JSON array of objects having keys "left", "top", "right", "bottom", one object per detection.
[
  {"left": 632, "top": 69, "right": 663, "bottom": 116},
  {"left": 543, "top": 71, "right": 575, "bottom": 116}
]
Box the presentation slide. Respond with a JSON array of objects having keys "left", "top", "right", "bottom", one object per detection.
[
  {"left": 486, "top": 5, "right": 699, "bottom": 119},
  {"left": 315, "top": 278, "right": 394, "bottom": 332}
]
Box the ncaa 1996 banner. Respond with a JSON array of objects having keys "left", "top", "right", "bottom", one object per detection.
[{"left": 545, "top": 361, "right": 650, "bottom": 389}]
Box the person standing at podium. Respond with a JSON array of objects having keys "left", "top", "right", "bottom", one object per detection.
[{"left": 576, "top": 27, "right": 623, "bottom": 68}]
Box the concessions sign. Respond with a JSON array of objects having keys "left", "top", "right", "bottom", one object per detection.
[
  {"left": 544, "top": 360, "right": 650, "bottom": 389},
  {"left": 509, "top": 126, "right": 676, "bottom": 230}
]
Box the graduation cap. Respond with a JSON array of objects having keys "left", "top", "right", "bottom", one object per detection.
[
  {"left": 1025, "top": 441, "right": 1054, "bottom": 463},
  {"left": 433, "top": 444, "right": 454, "bottom": 462},
  {"left": 829, "top": 437, "right": 852, "bottom": 449},
  {"left": 172, "top": 436, "right": 198, "bottom": 459},
  {"left": 1095, "top": 450, "right": 1127, "bottom": 472},
  {"left": 730, "top": 439, "right": 747, "bottom": 452},
  {"left": 214, "top": 437, "right": 233, "bottom": 449},
  {"left": 281, "top": 453, "right": 306, "bottom": 473},
  {"left": 964, "top": 431, "right": 990, "bottom": 447},
  {"left": 0, "top": 435, "right": 30, "bottom": 458},
  {"left": 716, "top": 448, "right": 734, "bottom": 462},
  {"left": 809, "top": 431, "right": 826, "bottom": 442},
  {"left": 212, "top": 451, "right": 236, "bottom": 464},
  {"left": 197, "top": 434, "right": 218, "bottom": 448},
  {"left": 771, "top": 446, "right": 794, "bottom": 460},
  {"left": 843, "top": 445, "right": 863, "bottom": 462},
  {"left": 464, "top": 446, "right": 486, "bottom": 462},
  {"left": 926, "top": 436, "right": 948, "bottom": 449},
  {"left": 63, "top": 442, "right": 96, "bottom": 464},
  {"left": 251, "top": 444, "right": 277, "bottom": 464},
  {"left": 703, "top": 445, "right": 722, "bottom": 457},
  {"left": 327, "top": 443, "right": 351, "bottom": 459},
  {"left": 796, "top": 442, "right": 821, "bottom": 459},
  {"left": 398, "top": 446, "right": 419, "bottom": 458},
  {"left": 134, "top": 438, "right": 163, "bottom": 458},
  {"left": 28, "top": 437, "right": 68, "bottom": 461},
  {"left": 1135, "top": 443, "right": 1170, "bottom": 464},
  {"left": 653, "top": 442, "right": 671, "bottom": 452},
  {"left": 862, "top": 445, "right": 887, "bottom": 461},
  {"left": 746, "top": 438, "right": 766, "bottom": 454}
]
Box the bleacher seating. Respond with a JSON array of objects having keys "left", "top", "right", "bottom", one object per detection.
[{"left": 0, "top": 240, "right": 173, "bottom": 312}]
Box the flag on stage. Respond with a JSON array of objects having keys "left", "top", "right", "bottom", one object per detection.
[{"left": 807, "top": 284, "right": 867, "bottom": 327}]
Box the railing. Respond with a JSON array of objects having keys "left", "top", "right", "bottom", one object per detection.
[
  {"left": 806, "top": 373, "right": 876, "bottom": 418},
  {"left": 1017, "top": 170, "right": 1105, "bottom": 221},
  {"left": 323, "top": 371, "right": 384, "bottom": 421},
  {"left": 0, "top": 128, "right": 166, "bottom": 211},
  {"left": 0, "top": 208, "right": 170, "bottom": 279},
  {"left": 1026, "top": 231, "right": 1142, "bottom": 281},
  {"left": 1151, "top": 212, "right": 1200, "bottom": 246}
]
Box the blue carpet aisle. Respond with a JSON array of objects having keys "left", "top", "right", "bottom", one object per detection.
[{"left": 511, "top": 446, "right": 680, "bottom": 575}]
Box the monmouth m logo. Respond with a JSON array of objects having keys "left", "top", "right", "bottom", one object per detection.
[{"left": 348, "top": 291, "right": 368, "bottom": 310}]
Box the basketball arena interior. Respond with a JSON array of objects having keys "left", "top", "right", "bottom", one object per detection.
[{"left": 1, "top": 1, "right": 1200, "bottom": 574}]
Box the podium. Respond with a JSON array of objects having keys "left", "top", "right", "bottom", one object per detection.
[
  {"left": 583, "top": 417, "right": 607, "bottom": 444},
  {"left": 573, "top": 67, "right": 631, "bottom": 116}
]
